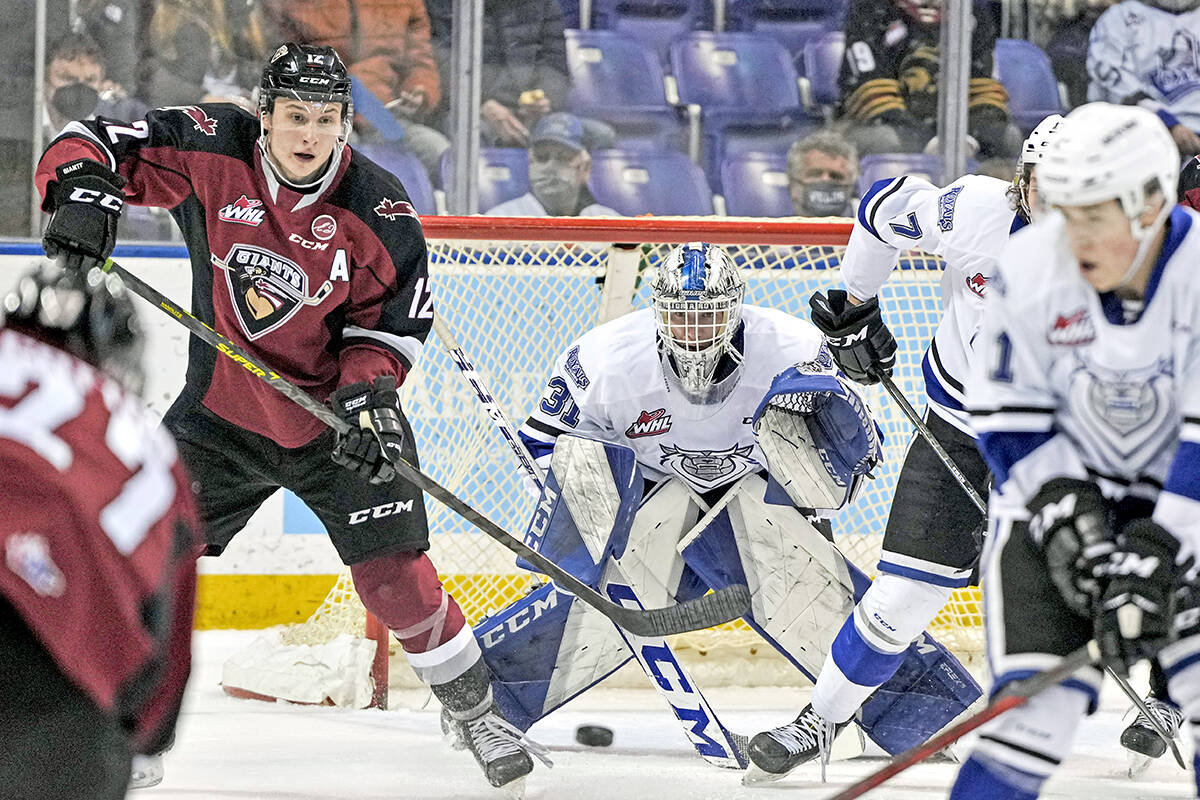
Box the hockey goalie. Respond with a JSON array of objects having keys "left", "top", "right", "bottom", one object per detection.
[{"left": 466, "top": 242, "right": 982, "bottom": 773}]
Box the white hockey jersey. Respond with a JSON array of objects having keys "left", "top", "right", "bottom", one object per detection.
[
  {"left": 968, "top": 206, "right": 1200, "bottom": 558},
  {"left": 518, "top": 305, "right": 828, "bottom": 494},
  {"left": 844, "top": 173, "right": 1023, "bottom": 434},
  {"left": 1087, "top": 0, "right": 1200, "bottom": 132}
]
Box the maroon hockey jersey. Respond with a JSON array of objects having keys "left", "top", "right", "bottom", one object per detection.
[
  {"left": 36, "top": 104, "right": 433, "bottom": 447},
  {"left": 0, "top": 328, "right": 200, "bottom": 753}
]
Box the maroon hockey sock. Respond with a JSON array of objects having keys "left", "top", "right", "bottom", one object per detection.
[{"left": 350, "top": 550, "right": 467, "bottom": 654}]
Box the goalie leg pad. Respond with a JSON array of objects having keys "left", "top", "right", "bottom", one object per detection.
[{"left": 517, "top": 435, "right": 643, "bottom": 585}]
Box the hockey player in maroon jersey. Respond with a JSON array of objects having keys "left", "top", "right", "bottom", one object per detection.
[
  {"left": 33, "top": 42, "right": 545, "bottom": 792},
  {"left": 0, "top": 261, "right": 200, "bottom": 800}
]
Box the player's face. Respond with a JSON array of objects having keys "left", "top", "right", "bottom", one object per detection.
[
  {"left": 1057, "top": 199, "right": 1156, "bottom": 291},
  {"left": 1025, "top": 172, "right": 1040, "bottom": 220},
  {"left": 664, "top": 308, "right": 728, "bottom": 350},
  {"left": 262, "top": 100, "right": 344, "bottom": 183}
]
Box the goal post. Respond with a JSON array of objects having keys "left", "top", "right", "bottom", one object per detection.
[{"left": 220, "top": 215, "right": 982, "bottom": 708}]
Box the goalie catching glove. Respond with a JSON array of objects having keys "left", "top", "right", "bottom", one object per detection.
[
  {"left": 809, "top": 289, "right": 897, "bottom": 385},
  {"left": 42, "top": 159, "right": 126, "bottom": 273},
  {"left": 330, "top": 376, "right": 405, "bottom": 484},
  {"left": 1027, "top": 478, "right": 1116, "bottom": 617}
]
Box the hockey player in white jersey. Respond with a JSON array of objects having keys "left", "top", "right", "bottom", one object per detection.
[
  {"left": 949, "top": 102, "right": 1200, "bottom": 799},
  {"left": 743, "top": 113, "right": 1063, "bottom": 779},
  {"left": 1087, "top": 0, "right": 1200, "bottom": 157},
  {"left": 467, "top": 242, "right": 982, "bottom": 771}
]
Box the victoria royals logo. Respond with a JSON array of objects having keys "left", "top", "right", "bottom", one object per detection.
[
  {"left": 1069, "top": 357, "right": 1176, "bottom": 465},
  {"left": 564, "top": 345, "right": 590, "bottom": 389},
  {"left": 1151, "top": 30, "right": 1200, "bottom": 100},
  {"left": 938, "top": 185, "right": 962, "bottom": 231},
  {"left": 659, "top": 443, "right": 757, "bottom": 491},
  {"left": 215, "top": 245, "right": 333, "bottom": 339}
]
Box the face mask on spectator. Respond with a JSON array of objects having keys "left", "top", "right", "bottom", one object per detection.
[
  {"left": 51, "top": 82, "right": 100, "bottom": 121},
  {"left": 530, "top": 156, "right": 582, "bottom": 215},
  {"left": 798, "top": 181, "right": 850, "bottom": 217}
]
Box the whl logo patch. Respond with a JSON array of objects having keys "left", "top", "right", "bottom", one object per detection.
[
  {"left": 216, "top": 244, "right": 332, "bottom": 339},
  {"left": 626, "top": 408, "right": 672, "bottom": 438},
  {"left": 966, "top": 272, "right": 988, "bottom": 297},
  {"left": 1048, "top": 307, "right": 1095, "bottom": 346},
  {"left": 219, "top": 195, "right": 266, "bottom": 227}
]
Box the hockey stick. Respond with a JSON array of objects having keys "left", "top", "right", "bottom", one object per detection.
[
  {"left": 102, "top": 257, "right": 749, "bottom": 638},
  {"left": 1105, "top": 667, "right": 1187, "bottom": 770},
  {"left": 872, "top": 370, "right": 987, "bottom": 515},
  {"left": 826, "top": 642, "right": 1099, "bottom": 800},
  {"left": 432, "top": 315, "right": 751, "bottom": 768}
]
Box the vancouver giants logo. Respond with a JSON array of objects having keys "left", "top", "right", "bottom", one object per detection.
[
  {"left": 218, "top": 195, "right": 266, "bottom": 227},
  {"left": 659, "top": 443, "right": 757, "bottom": 491},
  {"left": 965, "top": 272, "right": 988, "bottom": 298},
  {"left": 1047, "top": 307, "right": 1095, "bottom": 346},
  {"left": 374, "top": 197, "right": 419, "bottom": 221},
  {"left": 626, "top": 408, "right": 672, "bottom": 438},
  {"left": 163, "top": 105, "right": 218, "bottom": 136},
  {"left": 215, "top": 245, "right": 333, "bottom": 339}
]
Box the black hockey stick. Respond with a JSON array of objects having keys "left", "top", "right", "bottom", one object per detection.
[
  {"left": 103, "top": 258, "right": 748, "bottom": 637},
  {"left": 872, "top": 370, "right": 987, "bottom": 514},
  {"left": 1106, "top": 667, "right": 1187, "bottom": 770},
  {"left": 826, "top": 642, "right": 1099, "bottom": 800}
]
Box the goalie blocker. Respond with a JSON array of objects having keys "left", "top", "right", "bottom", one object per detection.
[{"left": 476, "top": 431, "right": 981, "bottom": 758}]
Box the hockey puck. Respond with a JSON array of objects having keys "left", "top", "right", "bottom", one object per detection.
[{"left": 575, "top": 724, "right": 613, "bottom": 747}]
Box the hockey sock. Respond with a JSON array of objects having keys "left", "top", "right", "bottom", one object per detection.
[
  {"left": 812, "top": 614, "right": 906, "bottom": 723},
  {"left": 949, "top": 754, "right": 1043, "bottom": 800}
]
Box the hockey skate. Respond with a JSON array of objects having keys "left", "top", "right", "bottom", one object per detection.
[
  {"left": 1120, "top": 694, "right": 1184, "bottom": 778},
  {"left": 129, "top": 752, "right": 165, "bottom": 789},
  {"left": 448, "top": 702, "right": 551, "bottom": 798},
  {"left": 743, "top": 704, "right": 846, "bottom": 785}
]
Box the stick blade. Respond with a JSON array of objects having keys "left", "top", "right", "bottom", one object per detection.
[{"left": 614, "top": 583, "right": 751, "bottom": 637}]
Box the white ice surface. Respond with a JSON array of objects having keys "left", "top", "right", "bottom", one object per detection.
[{"left": 144, "top": 630, "right": 1195, "bottom": 800}]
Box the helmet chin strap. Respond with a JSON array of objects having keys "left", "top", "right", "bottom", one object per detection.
[
  {"left": 1115, "top": 201, "right": 1171, "bottom": 290},
  {"left": 257, "top": 119, "right": 347, "bottom": 190}
]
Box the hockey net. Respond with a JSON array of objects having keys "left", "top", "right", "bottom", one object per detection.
[{"left": 221, "top": 216, "right": 983, "bottom": 707}]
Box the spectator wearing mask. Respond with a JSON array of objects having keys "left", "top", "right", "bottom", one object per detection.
[
  {"left": 44, "top": 33, "right": 145, "bottom": 141},
  {"left": 486, "top": 112, "right": 619, "bottom": 216},
  {"left": 787, "top": 131, "right": 859, "bottom": 217}
]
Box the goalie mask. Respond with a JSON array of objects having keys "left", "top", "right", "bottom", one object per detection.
[{"left": 650, "top": 243, "right": 745, "bottom": 402}]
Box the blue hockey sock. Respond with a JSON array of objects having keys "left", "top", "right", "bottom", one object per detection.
[
  {"left": 949, "top": 754, "right": 1044, "bottom": 800},
  {"left": 829, "top": 613, "right": 907, "bottom": 687}
]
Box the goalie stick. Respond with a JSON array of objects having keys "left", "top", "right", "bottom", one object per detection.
[
  {"left": 102, "top": 257, "right": 749, "bottom": 638},
  {"left": 432, "top": 315, "right": 751, "bottom": 768}
]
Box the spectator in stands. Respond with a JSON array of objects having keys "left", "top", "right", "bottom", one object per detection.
[
  {"left": 787, "top": 130, "right": 859, "bottom": 217},
  {"left": 837, "top": 0, "right": 1021, "bottom": 159},
  {"left": 427, "top": 0, "right": 615, "bottom": 149},
  {"left": 76, "top": 0, "right": 141, "bottom": 97},
  {"left": 1087, "top": 0, "right": 1200, "bottom": 156},
  {"left": 486, "top": 112, "right": 619, "bottom": 215},
  {"left": 262, "top": 0, "right": 450, "bottom": 178},
  {"left": 1044, "top": 0, "right": 1117, "bottom": 109},
  {"left": 44, "top": 33, "right": 146, "bottom": 142}
]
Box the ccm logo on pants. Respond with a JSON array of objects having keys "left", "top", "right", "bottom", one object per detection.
[{"left": 349, "top": 500, "right": 413, "bottom": 525}]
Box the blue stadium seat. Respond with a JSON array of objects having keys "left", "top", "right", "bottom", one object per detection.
[
  {"left": 565, "top": 29, "right": 683, "bottom": 150},
  {"left": 800, "top": 31, "right": 844, "bottom": 111},
  {"left": 993, "top": 38, "right": 1064, "bottom": 136},
  {"left": 720, "top": 151, "right": 793, "bottom": 217},
  {"left": 588, "top": 148, "right": 714, "bottom": 215},
  {"left": 855, "top": 152, "right": 980, "bottom": 197},
  {"left": 353, "top": 143, "right": 437, "bottom": 215},
  {"left": 558, "top": 0, "right": 583, "bottom": 28},
  {"left": 440, "top": 148, "right": 531, "bottom": 213},
  {"left": 669, "top": 31, "right": 819, "bottom": 190},
  {"left": 592, "top": 0, "right": 705, "bottom": 64},
  {"left": 725, "top": 0, "right": 846, "bottom": 55}
]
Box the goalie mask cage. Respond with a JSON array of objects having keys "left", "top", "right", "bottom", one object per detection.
[{"left": 220, "top": 216, "right": 983, "bottom": 709}]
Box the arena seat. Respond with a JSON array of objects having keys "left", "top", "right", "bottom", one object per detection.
[
  {"left": 994, "top": 38, "right": 1065, "bottom": 136},
  {"left": 440, "top": 148, "right": 531, "bottom": 213},
  {"left": 353, "top": 143, "right": 437, "bottom": 216},
  {"left": 719, "top": 151, "right": 793, "bottom": 217},
  {"left": 588, "top": 148, "right": 714, "bottom": 215}
]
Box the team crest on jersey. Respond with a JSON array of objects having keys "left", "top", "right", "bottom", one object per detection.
[
  {"left": 311, "top": 214, "right": 337, "bottom": 240},
  {"left": 1070, "top": 358, "right": 1176, "bottom": 463},
  {"left": 163, "top": 105, "right": 218, "bottom": 136},
  {"left": 938, "top": 186, "right": 962, "bottom": 231},
  {"left": 626, "top": 408, "right": 672, "bottom": 438},
  {"left": 219, "top": 195, "right": 266, "bottom": 227},
  {"left": 659, "top": 443, "right": 757, "bottom": 491},
  {"left": 374, "top": 197, "right": 419, "bottom": 221},
  {"left": 1150, "top": 30, "right": 1200, "bottom": 98},
  {"left": 1047, "top": 308, "right": 1096, "bottom": 346},
  {"left": 6, "top": 533, "right": 65, "bottom": 597},
  {"left": 966, "top": 273, "right": 987, "bottom": 297},
  {"left": 564, "top": 345, "right": 590, "bottom": 389},
  {"left": 219, "top": 244, "right": 332, "bottom": 339}
]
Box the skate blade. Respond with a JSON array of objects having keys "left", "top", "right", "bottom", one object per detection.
[
  {"left": 741, "top": 764, "right": 788, "bottom": 786},
  {"left": 1127, "top": 751, "right": 1153, "bottom": 780},
  {"left": 499, "top": 776, "right": 526, "bottom": 799}
]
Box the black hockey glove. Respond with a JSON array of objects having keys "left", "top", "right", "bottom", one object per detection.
[
  {"left": 809, "top": 289, "right": 897, "bottom": 385},
  {"left": 330, "top": 376, "right": 405, "bottom": 485},
  {"left": 42, "top": 159, "right": 126, "bottom": 273},
  {"left": 1095, "top": 519, "right": 1180, "bottom": 675},
  {"left": 1027, "top": 478, "right": 1116, "bottom": 617}
]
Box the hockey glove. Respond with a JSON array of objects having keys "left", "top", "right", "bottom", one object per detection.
[
  {"left": 330, "top": 376, "right": 405, "bottom": 484},
  {"left": 1095, "top": 519, "right": 1179, "bottom": 675},
  {"left": 1027, "top": 478, "right": 1115, "bottom": 617},
  {"left": 42, "top": 159, "right": 126, "bottom": 273},
  {"left": 809, "top": 289, "right": 897, "bottom": 385}
]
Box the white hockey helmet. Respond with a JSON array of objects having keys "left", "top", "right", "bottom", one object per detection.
[
  {"left": 1014, "top": 113, "right": 1064, "bottom": 219},
  {"left": 650, "top": 242, "right": 745, "bottom": 401},
  {"left": 1038, "top": 102, "right": 1178, "bottom": 226}
]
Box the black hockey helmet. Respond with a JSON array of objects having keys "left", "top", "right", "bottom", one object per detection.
[
  {"left": 259, "top": 43, "right": 353, "bottom": 120},
  {"left": 2, "top": 261, "right": 144, "bottom": 392},
  {"left": 1180, "top": 155, "right": 1200, "bottom": 210}
]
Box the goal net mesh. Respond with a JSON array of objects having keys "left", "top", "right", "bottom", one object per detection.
[{"left": 273, "top": 219, "right": 982, "bottom": 693}]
